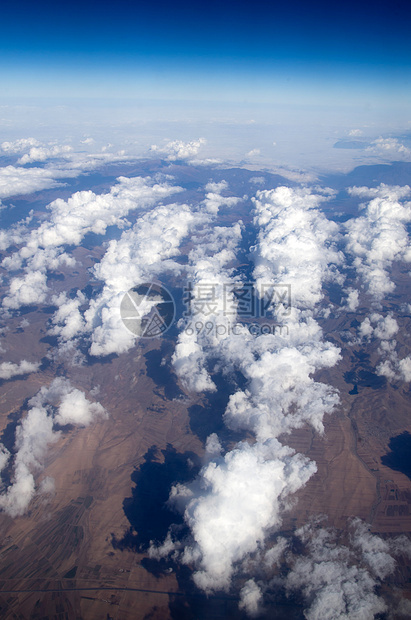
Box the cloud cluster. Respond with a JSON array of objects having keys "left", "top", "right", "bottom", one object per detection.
[
  {"left": 366, "top": 137, "right": 411, "bottom": 161},
  {"left": 0, "top": 165, "right": 75, "bottom": 199},
  {"left": 0, "top": 378, "right": 106, "bottom": 517},
  {"left": 346, "top": 184, "right": 411, "bottom": 301},
  {"left": 150, "top": 138, "right": 206, "bottom": 161},
  {"left": 172, "top": 221, "right": 243, "bottom": 392},
  {"left": 1, "top": 138, "right": 41, "bottom": 154},
  {"left": 152, "top": 437, "right": 316, "bottom": 593},
  {"left": 17, "top": 145, "right": 73, "bottom": 165},
  {"left": 2, "top": 175, "right": 182, "bottom": 309},
  {"left": 84, "top": 179, "right": 240, "bottom": 357},
  {"left": 0, "top": 360, "right": 40, "bottom": 380},
  {"left": 86, "top": 202, "right": 208, "bottom": 356},
  {"left": 151, "top": 184, "right": 342, "bottom": 603},
  {"left": 355, "top": 312, "right": 411, "bottom": 384},
  {"left": 285, "top": 518, "right": 411, "bottom": 620},
  {"left": 252, "top": 186, "right": 342, "bottom": 309}
]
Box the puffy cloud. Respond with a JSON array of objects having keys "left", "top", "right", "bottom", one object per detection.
[
  {"left": 285, "top": 519, "right": 411, "bottom": 620},
  {"left": 1, "top": 137, "right": 41, "bottom": 153},
  {"left": 2, "top": 175, "right": 182, "bottom": 310},
  {"left": 172, "top": 222, "right": 243, "bottom": 392},
  {"left": 249, "top": 176, "right": 265, "bottom": 185},
  {"left": 348, "top": 129, "right": 364, "bottom": 137},
  {"left": 3, "top": 270, "right": 49, "bottom": 308},
  {"left": 150, "top": 138, "right": 206, "bottom": 162},
  {"left": 344, "top": 287, "right": 359, "bottom": 312},
  {"left": 355, "top": 312, "right": 411, "bottom": 384},
  {"left": 239, "top": 579, "right": 263, "bottom": 617},
  {"left": 0, "top": 165, "right": 74, "bottom": 199},
  {"left": 49, "top": 291, "right": 87, "bottom": 342},
  {"left": 365, "top": 138, "right": 411, "bottom": 161},
  {"left": 0, "top": 378, "right": 106, "bottom": 517},
  {"left": 22, "top": 175, "right": 181, "bottom": 251},
  {"left": 252, "top": 186, "right": 342, "bottom": 309},
  {"left": 153, "top": 184, "right": 342, "bottom": 606},
  {"left": 17, "top": 145, "right": 73, "bottom": 165},
  {"left": 152, "top": 439, "right": 315, "bottom": 593},
  {"left": 0, "top": 406, "right": 57, "bottom": 518},
  {"left": 86, "top": 202, "right": 208, "bottom": 357},
  {"left": 202, "top": 180, "right": 240, "bottom": 214},
  {"left": 377, "top": 352, "right": 411, "bottom": 383},
  {"left": 359, "top": 312, "right": 398, "bottom": 341},
  {"left": 346, "top": 184, "right": 411, "bottom": 301},
  {"left": 0, "top": 360, "right": 40, "bottom": 380},
  {"left": 222, "top": 329, "right": 341, "bottom": 442}
]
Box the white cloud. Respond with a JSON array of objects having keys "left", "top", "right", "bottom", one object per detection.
[
  {"left": 348, "top": 129, "right": 364, "bottom": 137},
  {"left": 0, "top": 165, "right": 74, "bottom": 199},
  {"left": 49, "top": 291, "right": 87, "bottom": 342},
  {"left": 2, "top": 175, "right": 182, "bottom": 310},
  {"left": 246, "top": 149, "right": 261, "bottom": 158},
  {"left": 366, "top": 138, "right": 411, "bottom": 161},
  {"left": 153, "top": 184, "right": 343, "bottom": 606},
  {"left": 172, "top": 222, "right": 243, "bottom": 392},
  {"left": 3, "top": 270, "right": 49, "bottom": 308},
  {"left": 346, "top": 184, "right": 411, "bottom": 301},
  {"left": 150, "top": 138, "right": 206, "bottom": 161},
  {"left": 239, "top": 579, "right": 263, "bottom": 617},
  {"left": 344, "top": 287, "right": 359, "bottom": 312},
  {"left": 252, "top": 186, "right": 342, "bottom": 309},
  {"left": 1, "top": 137, "right": 40, "bottom": 153},
  {"left": 202, "top": 180, "right": 240, "bottom": 214},
  {"left": 86, "top": 202, "right": 208, "bottom": 357},
  {"left": 17, "top": 145, "right": 73, "bottom": 165},
  {"left": 249, "top": 176, "right": 265, "bottom": 185},
  {"left": 0, "top": 360, "right": 40, "bottom": 380},
  {"left": 152, "top": 439, "right": 315, "bottom": 593},
  {"left": 285, "top": 518, "right": 411, "bottom": 620},
  {"left": 0, "top": 378, "right": 106, "bottom": 517}
]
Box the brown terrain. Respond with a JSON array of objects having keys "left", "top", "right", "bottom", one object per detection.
[{"left": 0, "top": 248, "right": 410, "bottom": 619}]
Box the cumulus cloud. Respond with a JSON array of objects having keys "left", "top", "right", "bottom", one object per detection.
[
  {"left": 246, "top": 149, "right": 261, "bottom": 158},
  {"left": 152, "top": 183, "right": 342, "bottom": 607},
  {"left": 0, "top": 360, "right": 40, "bottom": 380},
  {"left": 1, "top": 137, "right": 40, "bottom": 153},
  {"left": 2, "top": 175, "right": 182, "bottom": 310},
  {"left": 202, "top": 180, "right": 240, "bottom": 214},
  {"left": 49, "top": 291, "right": 87, "bottom": 342},
  {"left": 348, "top": 129, "right": 364, "bottom": 137},
  {"left": 239, "top": 579, "right": 263, "bottom": 617},
  {"left": 346, "top": 184, "right": 411, "bottom": 301},
  {"left": 0, "top": 378, "right": 106, "bottom": 517},
  {"left": 343, "top": 287, "right": 359, "bottom": 312},
  {"left": 150, "top": 138, "right": 206, "bottom": 161},
  {"left": 365, "top": 137, "right": 411, "bottom": 161},
  {"left": 0, "top": 165, "right": 75, "bottom": 199},
  {"left": 353, "top": 311, "right": 411, "bottom": 384},
  {"left": 86, "top": 202, "right": 208, "bottom": 357},
  {"left": 172, "top": 222, "right": 243, "bottom": 392},
  {"left": 285, "top": 518, "right": 411, "bottom": 620},
  {"left": 151, "top": 439, "right": 315, "bottom": 592},
  {"left": 252, "top": 186, "right": 342, "bottom": 309},
  {"left": 3, "top": 270, "right": 49, "bottom": 308},
  {"left": 17, "top": 145, "right": 73, "bottom": 165}
]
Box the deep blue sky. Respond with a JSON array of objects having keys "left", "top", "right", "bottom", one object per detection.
[{"left": 1, "top": 0, "right": 411, "bottom": 104}]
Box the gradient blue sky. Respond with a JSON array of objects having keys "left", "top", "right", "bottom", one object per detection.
[{"left": 1, "top": 0, "right": 411, "bottom": 105}]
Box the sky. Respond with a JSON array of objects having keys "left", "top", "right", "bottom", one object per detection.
[{"left": 1, "top": 0, "right": 411, "bottom": 106}]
